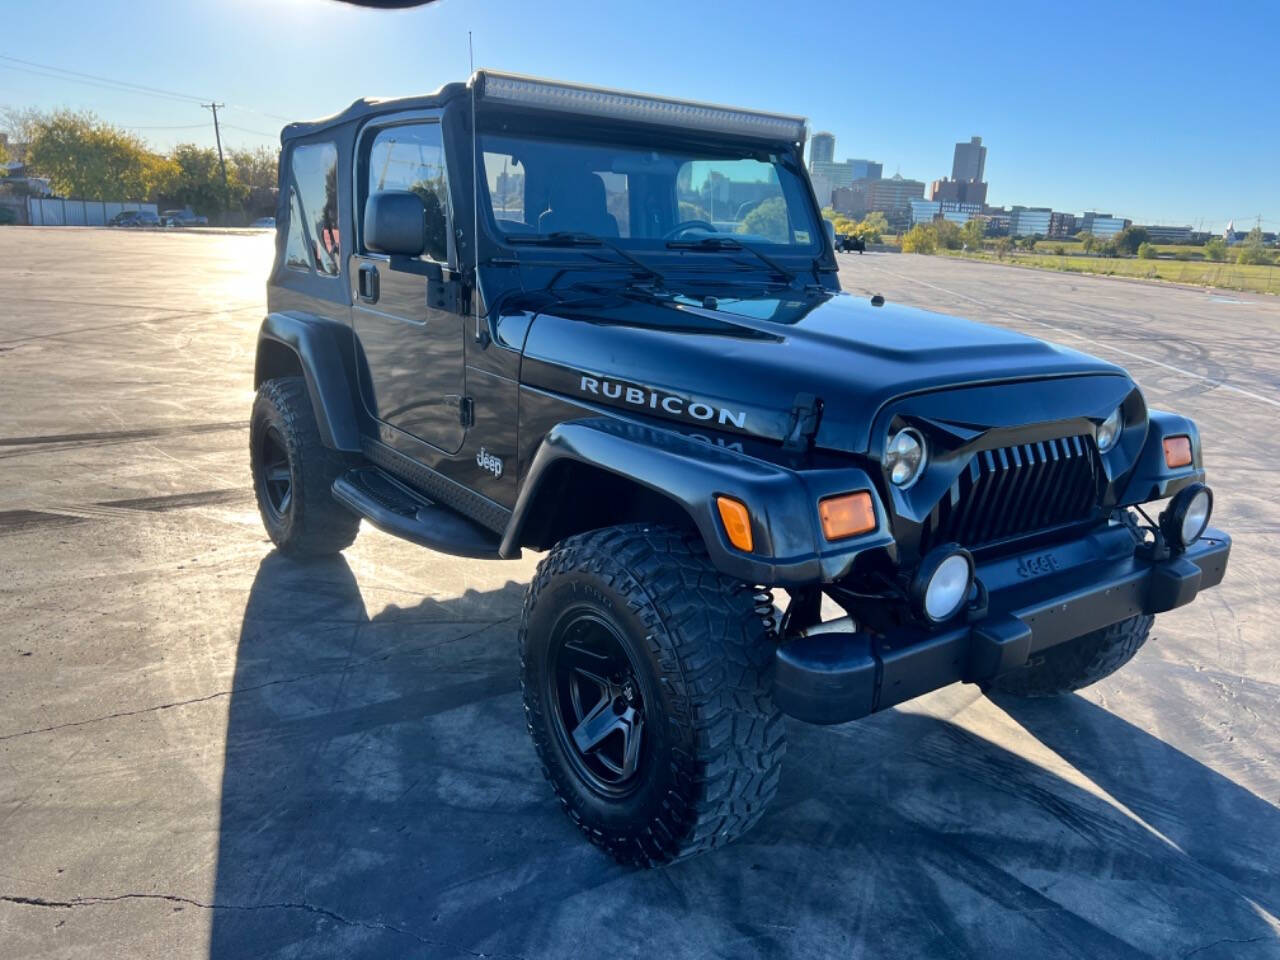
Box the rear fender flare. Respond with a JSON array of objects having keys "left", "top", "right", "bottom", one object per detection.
[{"left": 255, "top": 312, "right": 368, "bottom": 453}]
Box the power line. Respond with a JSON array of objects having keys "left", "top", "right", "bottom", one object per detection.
[
  {"left": 0, "top": 53, "right": 294, "bottom": 122},
  {"left": 121, "top": 123, "right": 210, "bottom": 131},
  {"left": 220, "top": 123, "right": 278, "bottom": 139},
  {"left": 0, "top": 53, "right": 210, "bottom": 103}
]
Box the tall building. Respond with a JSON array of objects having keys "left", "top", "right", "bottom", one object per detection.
[
  {"left": 809, "top": 131, "right": 835, "bottom": 167},
  {"left": 951, "top": 136, "right": 987, "bottom": 184},
  {"left": 810, "top": 155, "right": 883, "bottom": 209},
  {"left": 930, "top": 177, "right": 987, "bottom": 208},
  {"left": 832, "top": 174, "right": 926, "bottom": 230},
  {"left": 848, "top": 159, "right": 883, "bottom": 181}
]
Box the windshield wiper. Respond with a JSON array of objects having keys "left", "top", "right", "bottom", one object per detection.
[
  {"left": 508, "top": 231, "right": 664, "bottom": 286},
  {"left": 665, "top": 235, "right": 796, "bottom": 284}
]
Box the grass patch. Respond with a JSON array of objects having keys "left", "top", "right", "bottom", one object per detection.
[{"left": 945, "top": 250, "right": 1280, "bottom": 295}]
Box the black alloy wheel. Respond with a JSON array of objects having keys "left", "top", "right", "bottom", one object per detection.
[
  {"left": 256, "top": 425, "right": 293, "bottom": 524},
  {"left": 249, "top": 377, "right": 360, "bottom": 557},
  {"left": 547, "top": 610, "right": 647, "bottom": 796}
]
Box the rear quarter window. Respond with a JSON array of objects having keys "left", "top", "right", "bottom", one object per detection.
[{"left": 285, "top": 142, "right": 340, "bottom": 276}]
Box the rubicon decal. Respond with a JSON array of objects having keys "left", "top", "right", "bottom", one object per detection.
[{"left": 579, "top": 376, "right": 747, "bottom": 430}]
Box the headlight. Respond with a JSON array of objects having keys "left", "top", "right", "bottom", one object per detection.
[
  {"left": 1160, "top": 483, "right": 1212, "bottom": 550},
  {"left": 1096, "top": 406, "right": 1123, "bottom": 452},
  {"left": 910, "top": 545, "right": 974, "bottom": 623},
  {"left": 886, "top": 428, "right": 927, "bottom": 488}
]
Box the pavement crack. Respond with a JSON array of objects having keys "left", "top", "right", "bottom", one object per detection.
[
  {"left": 0, "top": 893, "right": 523, "bottom": 957},
  {"left": 0, "top": 672, "right": 330, "bottom": 742},
  {"left": 0, "top": 617, "right": 517, "bottom": 742},
  {"left": 1182, "top": 936, "right": 1270, "bottom": 959}
]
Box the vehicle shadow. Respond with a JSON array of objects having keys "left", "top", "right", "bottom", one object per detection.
[{"left": 209, "top": 553, "right": 1280, "bottom": 959}]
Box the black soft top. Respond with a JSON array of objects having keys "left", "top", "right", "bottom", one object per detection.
[{"left": 280, "top": 81, "right": 469, "bottom": 141}]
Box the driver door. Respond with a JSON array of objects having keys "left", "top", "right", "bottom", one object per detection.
[{"left": 350, "top": 118, "right": 466, "bottom": 455}]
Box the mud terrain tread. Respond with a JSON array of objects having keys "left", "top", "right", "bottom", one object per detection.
[
  {"left": 992, "top": 614, "right": 1155, "bottom": 697},
  {"left": 520, "top": 524, "right": 785, "bottom": 865},
  {"left": 251, "top": 377, "right": 360, "bottom": 557}
]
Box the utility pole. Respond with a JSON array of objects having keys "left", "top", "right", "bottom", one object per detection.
[{"left": 202, "top": 102, "right": 230, "bottom": 219}]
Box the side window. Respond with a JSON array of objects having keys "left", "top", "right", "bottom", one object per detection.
[
  {"left": 289, "top": 142, "right": 340, "bottom": 277},
  {"left": 284, "top": 188, "right": 311, "bottom": 271},
  {"left": 366, "top": 123, "right": 449, "bottom": 263}
]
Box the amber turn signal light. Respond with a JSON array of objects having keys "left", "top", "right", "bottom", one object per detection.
[
  {"left": 1163, "top": 435, "right": 1193, "bottom": 468},
  {"left": 819, "top": 491, "right": 877, "bottom": 541},
  {"left": 716, "top": 496, "right": 754, "bottom": 552}
]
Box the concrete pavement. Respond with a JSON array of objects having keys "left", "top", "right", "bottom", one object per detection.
[{"left": 1, "top": 231, "right": 1277, "bottom": 958}]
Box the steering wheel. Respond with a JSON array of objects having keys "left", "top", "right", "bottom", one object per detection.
[{"left": 663, "top": 220, "right": 718, "bottom": 241}]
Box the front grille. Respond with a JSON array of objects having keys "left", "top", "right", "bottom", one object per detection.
[{"left": 920, "top": 434, "right": 1102, "bottom": 552}]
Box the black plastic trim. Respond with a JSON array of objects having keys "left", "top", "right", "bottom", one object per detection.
[
  {"left": 256, "top": 312, "right": 368, "bottom": 453},
  {"left": 332, "top": 466, "right": 501, "bottom": 558},
  {"left": 363, "top": 438, "right": 512, "bottom": 535},
  {"left": 500, "top": 418, "right": 895, "bottom": 585},
  {"left": 774, "top": 527, "right": 1231, "bottom": 725}
]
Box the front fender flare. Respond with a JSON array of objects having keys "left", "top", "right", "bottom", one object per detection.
[
  {"left": 1118, "top": 410, "right": 1206, "bottom": 504},
  {"left": 256, "top": 312, "right": 367, "bottom": 453},
  {"left": 502, "top": 418, "right": 894, "bottom": 587}
]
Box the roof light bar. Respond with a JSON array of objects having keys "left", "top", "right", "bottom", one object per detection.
[{"left": 471, "top": 70, "right": 807, "bottom": 143}]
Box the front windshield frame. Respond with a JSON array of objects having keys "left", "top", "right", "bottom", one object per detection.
[{"left": 474, "top": 120, "right": 821, "bottom": 258}]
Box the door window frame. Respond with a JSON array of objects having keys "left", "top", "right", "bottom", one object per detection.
[{"left": 353, "top": 111, "right": 456, "bottom": 269}]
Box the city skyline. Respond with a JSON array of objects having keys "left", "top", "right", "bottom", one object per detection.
[{"left": 0, "top": 0, "right": 1274, "bottom": 232}]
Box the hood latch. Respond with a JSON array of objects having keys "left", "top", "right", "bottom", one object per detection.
[{"left": 783, "top": 393, "right": 823, "bottom": 451}]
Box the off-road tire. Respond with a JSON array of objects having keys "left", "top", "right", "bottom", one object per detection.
[
  {"left": 250, "top": 376, "right": 360, "bottom": 557},
  {"left": 520, "top": 524, "right": 785, "bottom": 866},
  {"left": 990, "top": 614, "right": 1155, "bottom": 697}
]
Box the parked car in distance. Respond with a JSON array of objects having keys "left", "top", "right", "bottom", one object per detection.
[
  {"left": 161, "top": 209, "right": 209, "bottom": 227},
  {"left": 836, "top": 233, "right": 866, "bottom": 253},
  {"left": 108, "top": 210, "right": 162, "bottom": 228},
  {"left": 251, "top": 217, "right": 276, "bottom": 229}
]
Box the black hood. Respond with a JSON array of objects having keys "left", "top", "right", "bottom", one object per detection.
[{"left": 518, "top": 287, "right": 1131, "bottom": 454}]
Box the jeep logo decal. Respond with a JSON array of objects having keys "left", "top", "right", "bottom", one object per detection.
[
  {"left": 476, "top": 447, "right": 503, "bottom": 478},
  {"left": 579, "top": 376, "right": 747, "bottom": 430}
]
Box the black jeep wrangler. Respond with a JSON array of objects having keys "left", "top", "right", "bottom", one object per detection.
[{"left": 250, "top": 71, "right": 1230, "bottom": 865}]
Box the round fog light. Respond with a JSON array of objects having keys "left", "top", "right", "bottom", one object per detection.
[
  {"left": 1160, "top": 483, "right": 1212, "bottom": 550},
  {"left": 911, "top": 545, "right": 974, "bottom": 624}
]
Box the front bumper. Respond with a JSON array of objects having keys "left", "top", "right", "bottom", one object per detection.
[{"left": 774, "top": 524, "right": 1231, "bottom": 725}]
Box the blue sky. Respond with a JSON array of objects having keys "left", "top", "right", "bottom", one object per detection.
[{"left": 2, "top": 0, "right": 1275, "bottom": 231}]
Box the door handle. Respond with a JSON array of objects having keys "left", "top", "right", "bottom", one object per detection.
[{"left": 357, "top": 263, "right": 380, "bottom": 304}]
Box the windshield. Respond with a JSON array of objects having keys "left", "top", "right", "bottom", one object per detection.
[{"left": 479, "top": 131, "right": 819, "bottom": 251}]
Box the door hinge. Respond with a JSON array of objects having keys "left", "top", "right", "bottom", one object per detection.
[{"left": 459, "top": 396, "right": 474, "bottom": 428}]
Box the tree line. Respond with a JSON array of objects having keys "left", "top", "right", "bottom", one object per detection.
[
  {"left": 899, "top": 218, "right": 1274, "bottom": 266},
  {"left": 1, "top": 106, "right": 278, "bottom": 220}
]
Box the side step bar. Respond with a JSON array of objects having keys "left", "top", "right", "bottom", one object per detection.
[{"left": 332, "top": 466, "right": 502, "bottom": 559}]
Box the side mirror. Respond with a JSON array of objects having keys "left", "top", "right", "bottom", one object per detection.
[{"left": 365, "top": 190, "right": 448, "bottom": 261}]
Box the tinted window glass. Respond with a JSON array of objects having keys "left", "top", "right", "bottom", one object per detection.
[
  {"left": 367, "top": 123, "right": 449, "bottom": 262},
  {"left": 478, "top": 132, "right": 817, "bottom": 249},
  {"left": 290, "top": 142, "right": 340, "bottom": 276},
  {"left": 678, "top": 159, "right": 805, "bottom": 244},
  {"left": 284, "top": 187, "right": 311, "bottom": 271}
]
